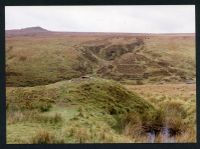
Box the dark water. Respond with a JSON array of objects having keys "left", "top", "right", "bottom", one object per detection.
[
  {"left": 147, "top": 130, "right": 155, "bottom": 143},
  {"left": 147, "top": 128, "right": 176, "bottom": 143}
]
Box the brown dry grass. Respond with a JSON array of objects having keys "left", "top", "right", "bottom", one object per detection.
[
  {"left": 6, "top": 33, "right": 195, "bottom": 87},
  {"left": 124, "top": 84, "right": 195, "bottom": 99}
]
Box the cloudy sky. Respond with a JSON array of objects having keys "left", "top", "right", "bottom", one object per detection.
[{"left": 5, "top": 5, "right": 195, "bottom": 33}]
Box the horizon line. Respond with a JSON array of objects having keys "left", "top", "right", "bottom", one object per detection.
[{"left": 5, "top": 26, "right": 195, "bottom": 34}]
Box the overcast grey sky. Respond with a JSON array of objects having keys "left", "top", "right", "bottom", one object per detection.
[{"left": 5, "top": 5, "right": 195, "bottom": 33}]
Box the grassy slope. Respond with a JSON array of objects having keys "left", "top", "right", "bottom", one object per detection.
[
  {"left": 7, "top": 77, "right": 161, "bottom": 143},
  {"left": 6, "top": 34, "right": 195, "bottom": 87},
  {"left": 141, "top": 36, "right": 195, "bottom": 82},
  {"left": 111, "top": 36, "right": 195, "bottom": 83},
  {"left": 6, "top": 37, "right": 82, "bottom": 86}
]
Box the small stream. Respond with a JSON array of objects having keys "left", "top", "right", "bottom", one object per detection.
[{"left": 147, "top": 127, "right": 176, "bottom": 143}]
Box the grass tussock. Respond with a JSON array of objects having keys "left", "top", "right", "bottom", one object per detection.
[
  {"left": 31, "top": 130, "right": 64, "bottom": 144},
  {"left": 7, "top": 111, "right": 24, "bottom": 124},
  {"left": 164, "top": 116, "right": 184, "bottom": 135},
  {"left": 124, "top": 83, "right": 196, "bottom": 142},
  {"left": 38, "top": 102, "right": 52, "bottom": 112},
  {"left": 34, "top": 113, "right": 63, "bottom": 124},
  {"left": 121, "top": 112, "right": 143, "bottom": 136},
  {"left": 63, "top": 121, "right": 133, "bottom": 143},
  {"left": 159, "top": 100, "right": 188, "bottom": 134},
  {"left": 7, "top": 109, "right": 62, "bottom": 125},
  {"left": 175, "top": 127, "right": 196, "bottom": 143}
]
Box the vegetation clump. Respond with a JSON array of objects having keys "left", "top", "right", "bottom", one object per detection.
[{"left": 31, "top": 130, "right": 64, "bottom": 144}]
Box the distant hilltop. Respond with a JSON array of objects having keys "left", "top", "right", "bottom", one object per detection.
[
  {"left": 6, "top": 26, "right": 52, "bottom": 37},
  {"left": 19, "top": 26, "right": 49, "bottom": 32}
]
